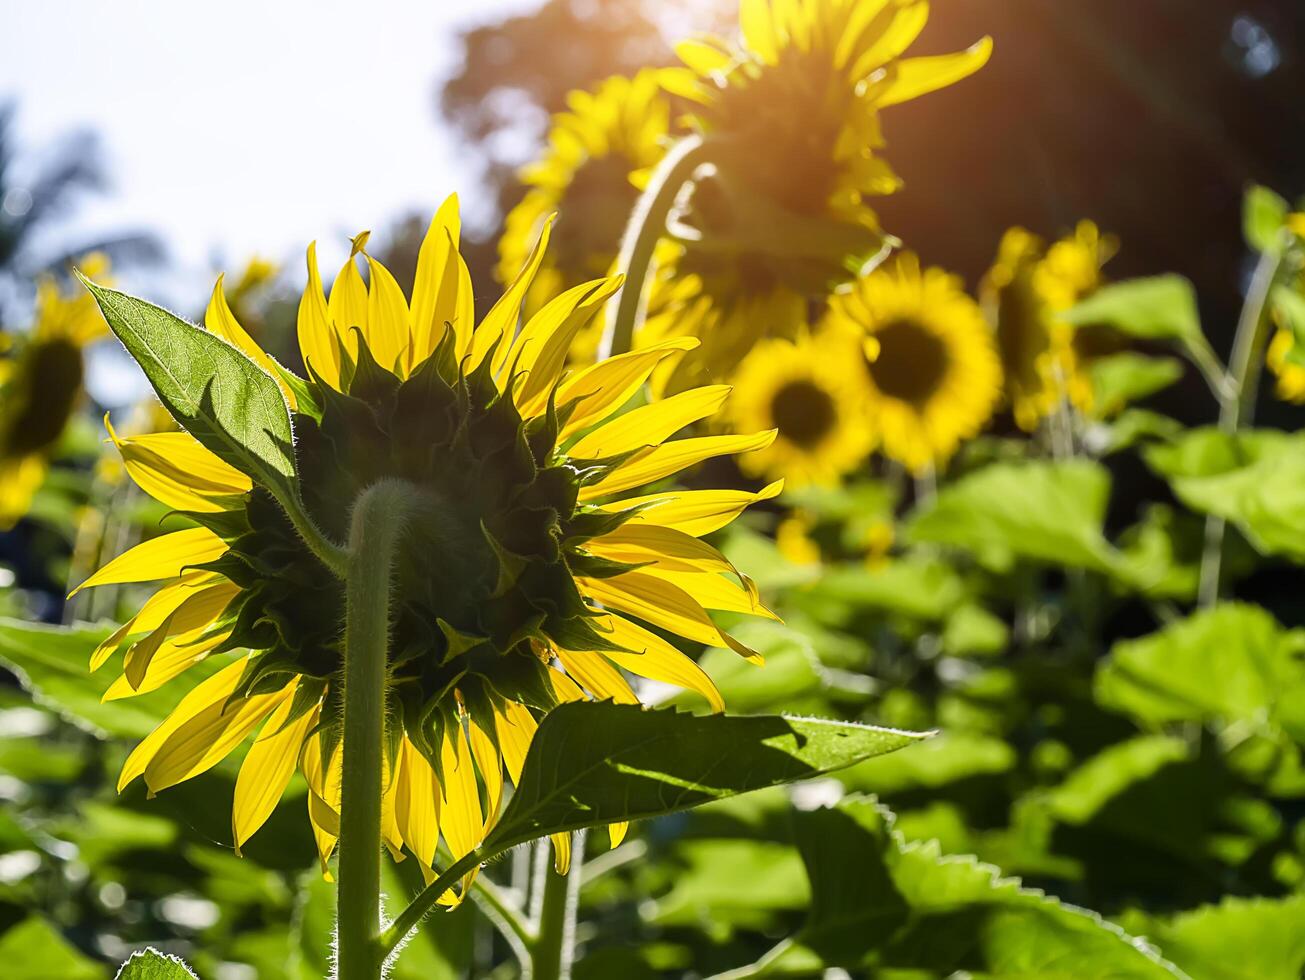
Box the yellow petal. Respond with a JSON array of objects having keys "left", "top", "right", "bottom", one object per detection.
[
  {"left": 395, "top": 737, "right": 441, "bottom": 868},
  {"left": 495, "top": 699, "right": 537, "bottom": 785},
  {"left": 676, "top": 38, "right": 732, "bottom": 75},
  {"left": 513, "top": 277, "right": 623, "bottom": 418},
  {"left": 440, "top": 720, "right": 484, "bottom": 860},
  {"left": 557, "top": 338, "right": 699, "bottom": 439},
  {"left": 118, "top": 657, "right": 248, "bottom": 792},
  {"left": 740, "top": 0, "right": 778, "bottom": 61},
  {"left": 587, "top": 523, "right": 737, "bottom": 576},
  {"left": 555, "top": 648, "right": 638, "bottom": 704},
  {"left": 470, "top": 216, "right": 555, "bottom": 375},
  {"left": 328, "top": 236, "right": 370, "bottom": 363},
  {"left": 365, "top": 253, "right": 412, "bottom": 377},
  {"left": 233, "top": 693, "right": 319, "bottom": 854},
  {"left": 601, "top": 480, "right": 783, "bottom": 538},
  {"left": 143, "top": 676, "right": 295, "bottom": 796},
  {"left": 205, "top": 276, "right": 296, "bottom": 408},
  {"left": 70, "top": 527, "right": 228, "bottom": 596},
  {"left": 609, "top": 821, "right": 629, "bottom": 848},
  {"left": 106, "top": 628, "right": 233, "bottom": 701},
  {"left": 872, "top": 38, "right": 994, "bottom": 109},
  {"left": 578, "top": 430, "right": 777, "bottom": 501},
  {"left": 468, "top": 716, "right": 504, "bottom": 831},
  {"left": 639, "top": 568, "right": 776, "bottom": 620},
  {"left": 122, "top": 581, "right": 239, "bottom": 690},
  {"left": 410, "top": 194, "right": 464, "bottom": 364},
  {"left": 838, "top": 0, "right": 926, "bottom": 79},
  {"left": 551, "top": 832, "right": 572, "bottom": 875},
  {"left": 90, "top": 570, "right": 217, "bottom": 672},
  {"left": 579, "top": 574, "right": 762, "bottom": 664},
  {"left": 303, "top": 734, "right": 343, "bottom": 876},
  {"left": 107, "top": 415, "right": 250, "bottom": 512},
  {"left": 297, "top": 241, "right": 342, "bottom": 389},
  {"left": 594, "top": 614, "right": 725, "bottom": 712},
  {"left": 569, "top": 385, "right": 731, "bottom": 459}
]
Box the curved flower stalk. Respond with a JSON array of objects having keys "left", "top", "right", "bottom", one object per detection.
[
  {"left": 982, "top": 221, "right": 1119, "bottom": 431},
  {"left": 615, "top": 0, "right": 993, "bottom": 383},
  {"left": 827, "top": 253, "right": 1001, "bottom": 475},
  {"left": 73, "top": 195, "right": 781, "bottom": 895},
  {"left": 499, "top": 69, "right": 675, "bottom": 362}
]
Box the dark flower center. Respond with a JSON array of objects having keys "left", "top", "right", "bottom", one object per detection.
[
  {"left": 866, "top": 319, "right": 949, "bottom": 405},
  {"left": 770, "top": 379, "right": 837, "bottom": 448}
]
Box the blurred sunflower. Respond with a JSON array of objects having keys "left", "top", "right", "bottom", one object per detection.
[
  {"left": 0, "top": 253, "right": 110, "bottom": 528},
  {"left": 644, "top": 0, "right": 992, "bottom": 388},
  {"left": 983, "top": 221, "right": 1119, "bottom": 430},
  {"left": 727, "top": 331, "right": 873, "bottom": 485},
  {"left": 75, "top": 197, "right": 780, "bottom": 888},
  {"left": 499, "top": 70, "right": 673, "bottom": 360},
  {"left": 1267, "top": 327, "right": 1305, "bottom": 403},
  {"left": 829, "top": 254, "right": 1001, "bottom": 474}
]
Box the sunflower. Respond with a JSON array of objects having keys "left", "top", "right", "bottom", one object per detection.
[
  {"left": 1267, "top": 327, "right": 1305, "bottom": 403},
  {"left": 727, "top": 330, "right": 873, "bottom": 485},
  {"left": 499, "top": 69, "right": 673, "bottom": 360},
  {"left": 74, "top": 196, "right": 780, "bottom": 888},
  {"left": 644, "top": 0, "right": 992, "bottom": 386},
  {"left": 0, "top": 253, "right": 110, "bottom": 527},
  {"left": 982, "top": 221, "right": 1119, "bottom": 429},
  {"left": 828, "top": 254, "right": 1001, "bottom": 474}
]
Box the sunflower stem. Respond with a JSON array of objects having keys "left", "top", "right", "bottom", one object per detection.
[
  {"left": 284, "top": 490, "right": 349, "bottom": 578},
  {"left": 336, "top": 480, "right": 416, "bottom": 980},
  {"left": 1198, "top": 240, "right": 1284, "bottom": 607},
  {"left": 378, "top": 845, "right": 489, "bottom": 958},
  {"left": 531, "top": 832, "right": 586, "bottom": 980},
  {"left": 602, "top": 134, "right": 714, "bottom": 359}
]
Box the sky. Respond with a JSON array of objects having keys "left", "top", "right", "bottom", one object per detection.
[
  {"left": 0, "top": 0, "right": 537, "bottom": 298},
  {"left": 1, "top": 0, "right": 541, "bottom": 403}
]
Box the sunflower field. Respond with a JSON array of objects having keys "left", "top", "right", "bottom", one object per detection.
[{"left": 1, "top": 1, "right": 1304, "bottom": 977}]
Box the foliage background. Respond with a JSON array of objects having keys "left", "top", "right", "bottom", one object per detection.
[{"left": 1, "top": 1, "right": 1305, "bottom": 977}]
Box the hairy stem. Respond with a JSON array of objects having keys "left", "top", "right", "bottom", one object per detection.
[
  {"left": 531, "top": 832, "right": 586, "bottom": 980},
  {"left": 378, "top": 845, "right": 489, "bottom": 959},
  {"left": 336, "top": 480, "right": 416, "bottom": 980},
  {"left": 600, "top": 135, "right": 713, "bottom": 359},
  {"left": 1199, "top": 243, "right": 1284, "bottom": 606}
]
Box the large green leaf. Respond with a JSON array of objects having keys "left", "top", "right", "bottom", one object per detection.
[
  {"left": 114, "top": 949, "right": 198, "bottom": 979},
  {"left": 1128, "top": 895, "right": 1305, "bottom": 980},
  {"left": 1087, "top": 353, "right": 1183, "bottom": 416},
  {"left": 79, "top": 278, "right": 297, "bottom": 505},
  {"left": 484, "top": 702, "right": 928, "bottom": 850},
  {"left": 905, "top": 459, "right": 1123, "bottom": 575},
  {"left": 1064, "top": 274, "right": 1202, "bottom": 346},
  {"left": 0, "top": 618, "right": 228, "bottom": 739},
  {"left": 1096, "top": 604, "right": 1305, "bottom": 731},
  {"left": 761, "top": 797, "right": 1180, "bottom": 977},
  {"left": 0, "top": 917, "right": 105, "bottom": 980},
  {"left": 1144, "top": 428, "right": 1305, "bottom": 561}
]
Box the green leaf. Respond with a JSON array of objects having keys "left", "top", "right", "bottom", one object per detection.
[
  {"left": 769, "top": 797, "right": 1179, "bottom": 977},
  {"left": 114, "top": 949, "right": 198, "bottom": 979},
  {"left": 1244, "top": 183, "right": 1289, "bottom": 252},
  {"left": 1145, "top": 428, "right": 1305, "bottom": 561},
  {"left": 812, "top": 556, "right": 968, "bottom": 621},
  {"left": 1096, "top": 603, "right": 1305, "bottom": 730},
  {"left": 1135, "top": 894, "right": 1305, "bottom": 980},
  {"left": 1087, "top": 353, "right": 1183, "bottom": 416},
  {"left": 78, "top": 277, "right": 297, "bottom": 505},
  {"left": 905, "top": 459, "right": 1123, "bottom": 575},
  {"left": 839, "top": 733, "right": 1016, "bottom": 796},
  {"left": 0, "top": 618, "right": 228, "bottom": 739},
  {"left": 649, "top": 839, "right": 809, "bottom": 935},
  {"left": 1064, "top": 274, "right": 1202, "bottom": 345},
  {"left": 0, "top": 917, "right": 106, "bottom": 980},
  {"left": 484, "top": 701, "right": 929, "bottom": 850}
]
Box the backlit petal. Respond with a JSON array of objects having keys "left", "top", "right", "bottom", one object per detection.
[
  {"left": 578, "top": 430, "right": 776, "bottom": 500},
  {"left": 233, "top": 693, "right": 319, "bottom": 853},
  {"left": 569, "top": 385, "right": 731, "bottom": 459},
  {"left": 70, "top": 527, "right": 228, "bottom": 596},
  {"left": 297, "top": 241, "right": 342, "bottom": 389}
]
